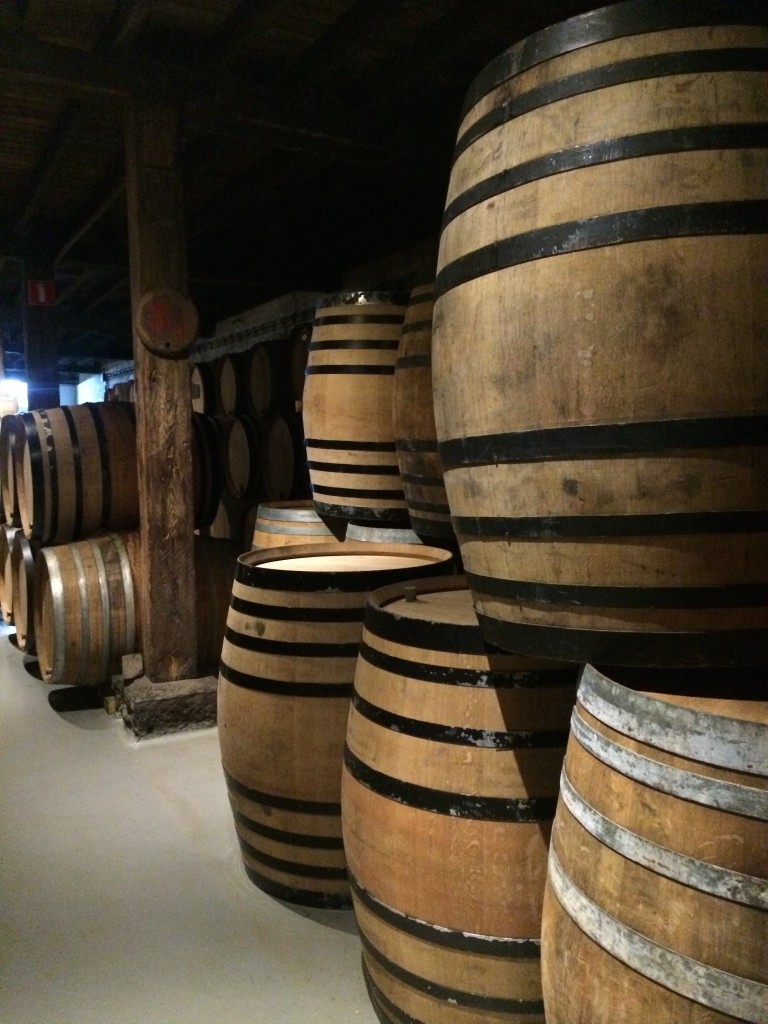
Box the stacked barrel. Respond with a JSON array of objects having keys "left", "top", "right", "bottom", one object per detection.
[
  {"left": 430, "top": 2, "right": 768, "bottom": 1022},
  {"left": 0, "top": 401, "right": 238, "bottom": 687},
  {"left": 191, "top": 326, "right": 312, "bottom": 549}
]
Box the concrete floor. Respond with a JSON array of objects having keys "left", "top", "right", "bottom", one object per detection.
[{"left": 0, "top": 623, "right": 378, "bottom": 1024}]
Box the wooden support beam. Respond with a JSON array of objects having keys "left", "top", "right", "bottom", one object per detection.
[{"left": 125, "top": 99, "right": 197, "bottom": 683}]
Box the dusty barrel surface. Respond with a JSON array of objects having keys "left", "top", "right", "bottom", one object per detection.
[
  {"left": 541, "top": 663, "right": 768, "bottom": 1024},
  {"left": 432, "top": 0, "right": 768, "bottom": 667},
  {"left": 303, "top": 291, "right": 410, "bottom": 529},
  {"left": 217, "top": 542, "right": 454, "bottom": 908},
  {"left": 393, "top": 284, "right": 453, "bottom": 545},
  {"left": 18, "top": 402, "right": 138, "bottom": 545},
  {"left": 342, "top": 575, "right": 578, "bottom": 1024},
  {"left": 251, "top": 500, "right": 335, "bottom": 550}
]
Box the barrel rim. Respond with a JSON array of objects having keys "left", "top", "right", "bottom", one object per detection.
[
  {"left": 579, "top": 663, "right": 768, "bottom": 775},
  {"left": 459, "top": 0, "right": 768, "bottom": 121},
  {"left": 235, "top": 541, "right": 453, "bottom": 590},
  {"left": 315, "top": 290, "right": 410, "bottom": 310}
]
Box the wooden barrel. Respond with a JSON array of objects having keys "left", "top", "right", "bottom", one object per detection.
[
  {"left": 34, "top": 532, "right": 139, "bottom": 685},
  {"left": 217, "top": 542, "right": 455, "bottom": 908},
  {"left": 0, "top": 523, "right": 19, "bottom": 624},
  {"left": 190, "top": 361, "right": 217, "bottom": 414},
  {"left": 242, "top": 344, "right": 274, "bottom": 416},
  {"left": 214, "top": 354, "right": 241, "bottom": 415},
  {"left": 34, "top": 533, "right": 238, "bottom": 685},
  {"left": 251, "top": 500, "right": 336, "bottom": 550},
  {"left": 224, "top": 415, "right": 262, "bottom": 500},
  {"left": 393, "top": 284, "right": 454, "bottom": 545},
  {"left": 17, "top": 402, "right": 138, "bottom": 545},
  {"left": 541, "top": 663, "right": 768, "bottom": 1023},
  {"left": 0, "top": 413, "right": 22, "bottom": 526},
  {"left": 303, "top": 291, "right": 410, "bottom": 529},
  {"left": 345, "top": 521, "right": 421, "bottom": 545},
  {"left": 202, "top": 493, "right": 247, "bottom": 543},
  {"left": 342, "top": 575, "right": 578, "bottom": 1024},
  {"left": 10, "top": 530, "right": 36, "bottom": 653},
  {"left": 191, "top": 412, "right": 226, "bottom": 530},
  {"left": 261, "top": 412, "right": 308, "bottom": 501},
  {"left": 432, "top": 2, "right": 768, "bottom": 667}
]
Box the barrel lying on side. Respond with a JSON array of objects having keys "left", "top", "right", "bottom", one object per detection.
[
  {"left": 34, "top": 533, "right": 239, "bottom": 685},
  {"left": 217, "top": 542, "right": 454, "bottom": 908},
  {"left": 17, "top": 402, "right": 138, "bottom": 545},
  {"left": 541, "top": 663, "right": 768, "bottom": 1024}
]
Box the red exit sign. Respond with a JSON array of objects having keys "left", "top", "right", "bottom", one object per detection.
[{"left": 26, "top": 279, "right": 56, "bottom": 306}]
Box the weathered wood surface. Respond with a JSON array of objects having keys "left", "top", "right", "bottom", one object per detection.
[{"left": 125, "top": 99, "right": 197, "bottom": 682}]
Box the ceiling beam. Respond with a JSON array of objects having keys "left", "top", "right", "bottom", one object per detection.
[{"left": 0, "top": 22, "right": 381, "bottom": 163}]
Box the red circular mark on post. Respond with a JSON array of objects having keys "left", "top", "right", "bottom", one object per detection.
[{"left": 136, "top": 289, "right": 199, "bottom": 357}]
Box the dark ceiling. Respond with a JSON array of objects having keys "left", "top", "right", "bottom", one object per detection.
[{"left": 0, "top": 0, "right": 600, "bottom": 383}]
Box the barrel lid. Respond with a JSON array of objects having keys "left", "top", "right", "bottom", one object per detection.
[{"left": 370, "top": 574, "right": 477, "bottom": 627}]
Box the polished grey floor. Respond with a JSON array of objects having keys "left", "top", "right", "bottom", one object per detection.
[{"left": 0, "top": 623, "right": 377, "bottom": 1024}]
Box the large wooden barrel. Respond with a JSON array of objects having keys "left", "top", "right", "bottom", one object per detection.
[
  {"left": 542, "top": 663, "right": 768, "bottom": 1023},
  {"left": 10, "top": 530, "right": 36, "bottom": 653},
  {"left": 0, "top": 413, "right": 22, "bottom": 526},
  {"left": 34, "top": 533, "right": 238, "bottom": 685},
  {"left": 393, "top": 284, "right": 453, "bottom": 546},
  {"left": 17, "top": 402, "right": 138, "bottom": 545},
  {"left": 303, "top": 291, "right": 410, "bottom": 529},
  {"left": 432, "top": 2, "right": 768, "bottom": 667},
  {"left": 342, "top": 575, "right": 578, "bottom": 1024},
  {"left": 251, "top": 500, "right": 336, "bottom": 550},
  {"left": 217, "top": 542, "right": 454, "bottom": 908}
]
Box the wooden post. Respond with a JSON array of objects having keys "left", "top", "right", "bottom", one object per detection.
[
  {"left": 22, "top": 257, "right": 59, "bottom": 410},
  {"left": 125, "top": 99, "right": 197, "bottom": 682}
]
